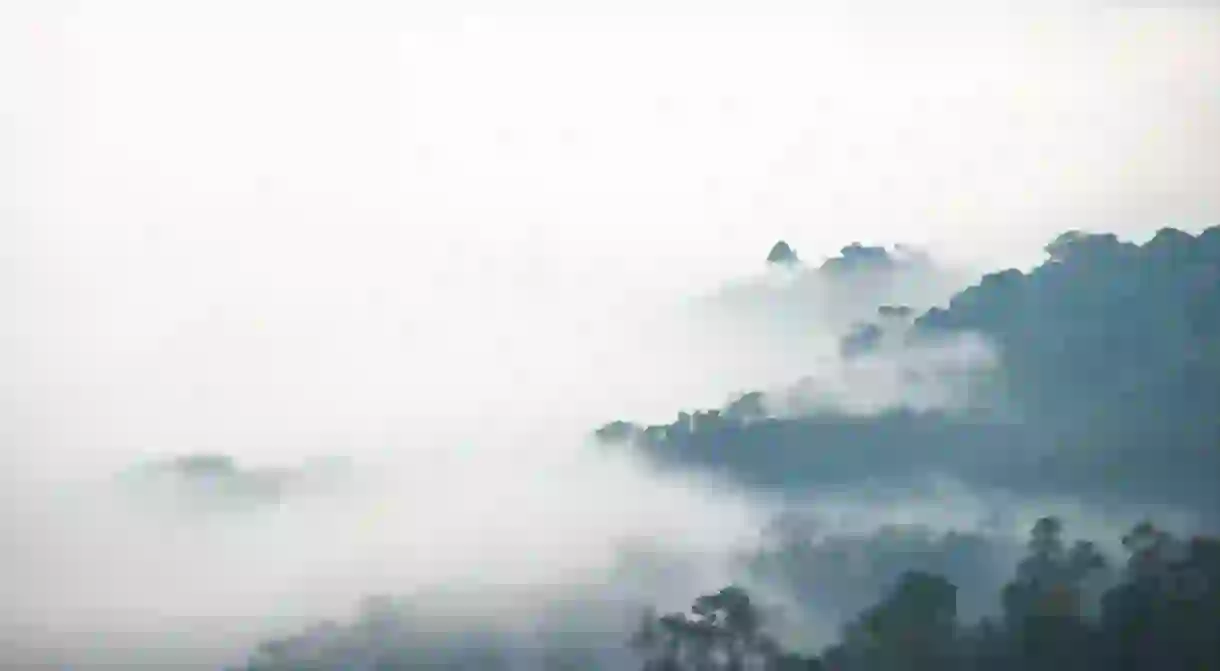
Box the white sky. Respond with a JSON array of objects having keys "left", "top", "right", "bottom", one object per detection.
[
  {"left": 0, "top": 0, "right": 1216, "bottom": 488},
  {"left": 2, "top": 0, "right": 1218, "bottom": 462}
]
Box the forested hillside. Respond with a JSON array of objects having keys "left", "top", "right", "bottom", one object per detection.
[
  {"left": 600, "top": 226, "right": 1220, "bottom": 514},
  {"left": 235, "top": 226, "right": 1220, "bottom": 670},
  {"left": 236, "top": 518, "right": 1220, "bottom": 670}
]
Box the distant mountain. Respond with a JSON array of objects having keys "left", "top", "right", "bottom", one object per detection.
[
  {"left": 117, "top": 452, "right": 353, "bottom": 514},
  {"left": 598, "top": 226, "right": 1220, "bottom": 515}
]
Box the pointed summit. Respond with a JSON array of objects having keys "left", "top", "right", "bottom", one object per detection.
[{"left": 766, "top": 240, "right": 799, "bottom": 266}]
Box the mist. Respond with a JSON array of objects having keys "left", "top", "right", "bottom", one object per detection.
[{"left": 3, "top": 1, "right": 1220, "bottom": 668}]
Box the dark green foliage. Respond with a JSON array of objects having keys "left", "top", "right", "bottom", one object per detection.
[
  {"left": 838, "top": 571, "right": 959, "bottom": 671},
  {"left": 632, "top": 519, "right": 1220, "bottom": 671},
  {"left": 602, "top": 225, "right": 1220, "bottom": 514},
  {"left": 232, "top": 520, "right": 1219, "bottom": 670},
  {"left": 746, "top": 521, "right": 1018, "bottom": 626},
  {"left": 631, "top": 585, "right": 814, "bottom": 670},
  {"left": 232, "top": 226, "right": 1220, "bottom": 670},
  {"left": 596, "top": 409, "right": 1037, "bottom": 500},
  {"left": 768, "top": 241, "right": 801, "bottom": 265},
  {"left": 820, "top": 243, "right": 896, "bottom": 276}
]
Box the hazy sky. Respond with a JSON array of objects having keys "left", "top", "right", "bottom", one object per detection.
[
  {"left": 5, "top": 4, "right": 1217, "bottom": 460},
  {"left": 1, "top": 2, "right": 1219, "bottom": 665}
]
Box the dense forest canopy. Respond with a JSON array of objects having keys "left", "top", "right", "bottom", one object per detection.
[
  {"left": 230, "top": 225, "right": 1220, "bottom": 670},
  {"left": 599, "top": 226, "right": 1220, "bottom": 515},
  {"left": 237, "top": 517, "right": 1220, "bottom": 671}
]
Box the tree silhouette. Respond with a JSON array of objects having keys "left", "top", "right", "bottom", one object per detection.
[{"left": 767, "top": 241, "right": 800, "bottom": 266}]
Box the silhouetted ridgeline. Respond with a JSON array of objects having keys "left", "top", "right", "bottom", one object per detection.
[
  {"left": 598, "top": 226, "right": 1220, "bottom": 513},
  {"left": 235, "top": 519, "right": 1220, "bottom": 670},
  {"left": 233, "top": 226, "right": 1220, "bottom": 670},
  {"left": 696, "top": 240, "right": 967, "bottom": 346},
  {"left": 630, "top": 519, "right": 1220, "bottom": 671}
]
